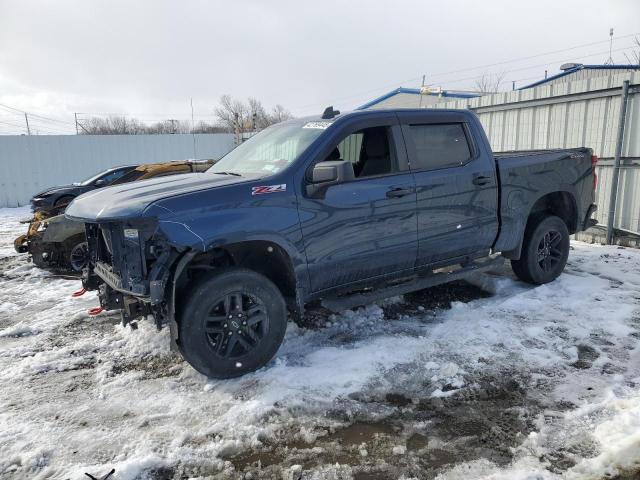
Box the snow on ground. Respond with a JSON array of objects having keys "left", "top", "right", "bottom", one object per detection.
[{"left": 0, "top": 207, "right": 639, "bottom": 479}]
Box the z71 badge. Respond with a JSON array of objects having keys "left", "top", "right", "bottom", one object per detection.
[{"left": 252, "top": 184, "right": 287, "bottom": 195}]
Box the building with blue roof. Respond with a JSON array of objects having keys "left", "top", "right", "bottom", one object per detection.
[
  {"left": 518, "top": 63, "right": 640, "bottom": 89},
  {"left": 359, "top": 64, "right": 639, "bottom": 110},
  {"left": 357, "top": 87, "right": 479, "bottom": 110}
]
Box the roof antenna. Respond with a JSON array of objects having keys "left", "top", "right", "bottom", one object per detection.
[{"left": 321, "top": 106, "right": 340, "bottom": 119}]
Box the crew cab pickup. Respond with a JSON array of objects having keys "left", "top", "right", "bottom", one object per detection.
[{"left": 66, "top": 108, "right": 598, "bottom": 378}]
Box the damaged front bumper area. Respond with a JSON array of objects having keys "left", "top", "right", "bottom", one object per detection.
[{"left": 83, "top": 220, "right": 181, "bottom": 329}]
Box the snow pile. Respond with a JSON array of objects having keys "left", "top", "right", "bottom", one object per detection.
[{"left": 0, "top": 207, "right": 639, "bottom": 479}]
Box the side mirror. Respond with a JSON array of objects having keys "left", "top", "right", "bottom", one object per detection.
[
  {"left": 306, "top": 160, "right": 355, "bottom": 198},
  {"left": 94, "top": 179, "right": 106, "bottom": 187}
]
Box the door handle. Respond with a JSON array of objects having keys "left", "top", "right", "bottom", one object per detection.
[
  {"left": 472, "top": 175, "right": 491, "bottom": 186},
  {"left": 386, "top": 187, "right": 412, "bottom": 198}
]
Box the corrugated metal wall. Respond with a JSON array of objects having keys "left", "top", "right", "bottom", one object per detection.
[
  {"left": 426, "top": 71, "right": 640, "bottom": 234},
  {"left": 0, "top": 133, "right": 235, "bottom": 207}
]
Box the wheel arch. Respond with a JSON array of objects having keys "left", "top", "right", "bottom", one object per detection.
[
  {"left": 500, "top": 189, "right": 578, "bottom": 260},
  {"left": 169, "top": 236, "right": 306, "bottom": 328}
]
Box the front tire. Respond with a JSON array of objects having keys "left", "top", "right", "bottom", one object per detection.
[
  {"left": 178, "top": 268, "right": 287, "bottom": 379},
  {"left": 511, "top": 214, "right": 570, "bottom": 285},
  {"left": 68, "top": 241, "right": 89, "bottom": 272}
]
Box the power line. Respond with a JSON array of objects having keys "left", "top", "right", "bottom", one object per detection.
[
  {"left": 424, "top": 44, "right": 638, "bottom": 89},
  {"left": 0, "top": 103, "right": 75, "bottom": 126},
  {"left": 0, "top": 119, "right": 26, "bottom": 129},
  {"left": 293, "top": 32, "right": 640, "bottom": 113},
  {"left": 298, "top": 43, "right": 639, "bottom": 114}
]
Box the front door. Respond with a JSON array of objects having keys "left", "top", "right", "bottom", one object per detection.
[{"left": 297, "top": 120, "right": 418, "bottom": 292}]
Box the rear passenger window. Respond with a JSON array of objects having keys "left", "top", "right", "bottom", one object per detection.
[{"left": 408, "top": 124, "right": 471, "bottom": 171}]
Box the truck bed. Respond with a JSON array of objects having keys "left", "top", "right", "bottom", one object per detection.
[{"left": 492, "top": 147, "right": 595, "bottom": 256}]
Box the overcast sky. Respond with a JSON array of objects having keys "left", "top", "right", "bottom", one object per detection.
[{"left": 0, "top": 0, "right": 638, "bottom": 134}]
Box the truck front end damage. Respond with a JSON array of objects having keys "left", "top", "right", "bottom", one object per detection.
[{"left": 83, "top": 219, "right": 183, "bottom": 334}]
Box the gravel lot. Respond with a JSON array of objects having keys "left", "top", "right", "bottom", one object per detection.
[{"left": 1, "top": 207, "right": 639, "bottom": 480}]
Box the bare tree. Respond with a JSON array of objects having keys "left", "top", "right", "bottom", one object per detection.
[
  {"left": 77, "top": 98, "right": 293, "bottom": 135},
  {"left": 269, "top": 104, "right": 293, "bottom": 124},
  {"left": 81, "top": 116, "right": 146, "bottom": 134},
  {"left": 474, "top": 72, "right": 506, "bottom": 94},
  {"left": 214, "top": 95, "right": 294, "bottom": 133},
  {"left": 192, "top": 121, "right": 227, "bottom": 134},
  {"left": 146, "top": 119, "right": 190, "bottom": 134},
  {"left": 623, "top": 36, "right": 640, "bottom": 65},
  {"left": 214, "top": 95, "right": 249, "bottom": 133}
]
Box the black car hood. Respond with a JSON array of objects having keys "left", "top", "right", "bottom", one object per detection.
[
  {"left": 65, "top": 173, "right": 250, "bottom": 222},
  {"left": 34, "top": 184, "right": 84, "bottom": 198}
]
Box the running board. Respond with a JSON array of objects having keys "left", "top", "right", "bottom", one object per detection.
[{"left": 320, "top": 256, "right": 505, "bottom": 312}]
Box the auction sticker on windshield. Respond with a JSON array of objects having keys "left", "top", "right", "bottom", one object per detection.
[
  {"left": 303, "top": 121, "right": 332, "bottom": 129},
  {"left": 252, "top": 184, "right": 287, "bottom": 195}
]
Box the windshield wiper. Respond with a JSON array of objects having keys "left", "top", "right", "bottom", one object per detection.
[{"left": 213, "top": 171, "right": 242, "bottom": 177}]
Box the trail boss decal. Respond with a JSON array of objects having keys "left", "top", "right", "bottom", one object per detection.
[{"left": 252, "top": 184, "right": 287, "bottom": 195}]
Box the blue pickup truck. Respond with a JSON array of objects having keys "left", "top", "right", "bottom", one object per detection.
[{"left": 66, "top": 108, "right": 598, "bottom": 378}]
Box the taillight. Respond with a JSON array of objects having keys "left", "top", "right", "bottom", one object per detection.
[{"left": 591, "top": 154, "right": 598, "bottom": 190}]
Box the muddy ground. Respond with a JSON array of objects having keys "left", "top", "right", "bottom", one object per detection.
[{"left": 1, "top": 209, "right": 639, "bottom": 479}]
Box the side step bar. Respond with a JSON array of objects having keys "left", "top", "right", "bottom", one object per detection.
[{"left": 320, "top": 256, "right": 505, "bottom": 312}]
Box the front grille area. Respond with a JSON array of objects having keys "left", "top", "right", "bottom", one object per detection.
[{"left": 87, "top": 222, "right": 149, "bottom": 297}]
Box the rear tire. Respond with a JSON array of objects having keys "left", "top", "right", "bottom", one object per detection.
[
  {"left": 511, "top": 214, "right": 570, "bottom": 285},
  {"left": 178, "top": 268, "right": 287, "bottom": 379}
]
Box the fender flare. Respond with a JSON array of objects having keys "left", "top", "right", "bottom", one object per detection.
[{"left": 498, "top": 186, "right": 579, "bottom": 260}]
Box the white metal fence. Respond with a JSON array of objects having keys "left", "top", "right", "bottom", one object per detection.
[
  {"left": 427, "top": 71, "right": 640, "bottom": 236},
  {"left": 0, "top": 133, "right": 235, "bottom": 207}
]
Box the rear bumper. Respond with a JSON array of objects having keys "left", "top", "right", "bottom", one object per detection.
[{"left": 29, "top": 238, "right": 67, "bottom": 269}]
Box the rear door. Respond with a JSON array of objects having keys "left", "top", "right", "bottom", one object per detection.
[
  {"left": 297, "top": 115, "right": 418, "bottom": 292},
  {"left": 397, "top": 111, "right": 498, "bottom": 265}
]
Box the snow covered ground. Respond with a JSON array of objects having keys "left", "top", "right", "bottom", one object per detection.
[{"left": 0, "top": 206, "right": 639, "bottom": 480}]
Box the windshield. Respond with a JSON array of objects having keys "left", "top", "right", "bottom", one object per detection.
[
  {"left": 208, "top": 119, "right": 330, "bottom": 177},
  {"left": 76, "top": 170, "right": 108, "bottom": 186},
  {"left": 77, "top": 167, "right": 130, "bottom": 186}
]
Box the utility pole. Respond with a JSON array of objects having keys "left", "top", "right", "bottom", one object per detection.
[
  {"left": 190, "top": 98, "right": 197, "bottom": 158},
  {"left": 418, "top": 74, "right": 426, "bottom": 108},
  {"left": 606, "top": 80, "right": 630, "bottom": 244},
  {"left": 234, "top": 112, "right": 240, "bottom": 145},
  {"left": 24, "top": 112, "right": 31, "bottom": 135},
  {"left": 605, "top": 27, "right": 614, "bottom": 65},
  {"left": 74, "top": 113, "right": 79, "bottom": 134}
]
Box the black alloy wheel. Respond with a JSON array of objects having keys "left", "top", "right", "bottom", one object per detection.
[
  {"left": 69, "top": 242, "right": 89, "bottom": 272},
  {"left": 536, "top": 230, "right": 563, "bottom": 273},
  {"left": 511, "top": 214, "right": 570, "bottom": 285},
  {"left": 204, "top": 292, "right": 269, "bottom": 359},
  {"left": 178, "top": 268, "right": 287, "bottom": 379}
]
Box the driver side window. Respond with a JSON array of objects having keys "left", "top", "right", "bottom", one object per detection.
[{"left": 328, "top": 126, "right": 396, "bottom": 178}]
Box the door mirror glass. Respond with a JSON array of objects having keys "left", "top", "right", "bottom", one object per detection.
[{"left": 94, "top": 179, "right": 106, "bottom": 187}]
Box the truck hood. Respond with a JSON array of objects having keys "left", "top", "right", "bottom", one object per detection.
[{"left": 65, "top": 173, "right": 250, "bottom": 222}]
